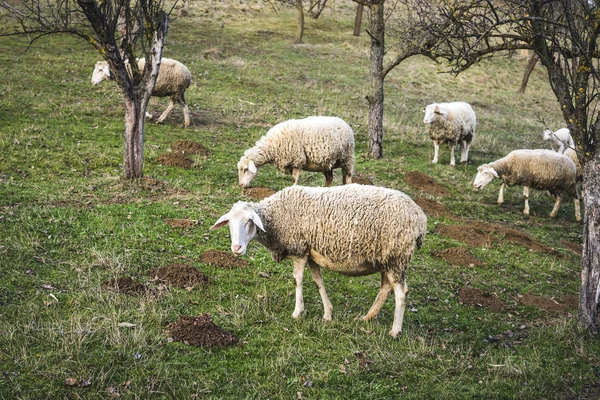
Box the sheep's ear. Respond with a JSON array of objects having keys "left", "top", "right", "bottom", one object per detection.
[
  {"left": 103, "top": 65, "right": 110, "bottom": 78},
  {"left": 210, "top": 213, "right": 230, "bottom": 230},
  {"left": 248, "top": 160, "right": 257, "bottom": 174},
  {"left": 250, "top": 211, "right": 265, "bottom": 232},
  {"left": 490, "top": 168, "right": 499, "bottom": 178}
]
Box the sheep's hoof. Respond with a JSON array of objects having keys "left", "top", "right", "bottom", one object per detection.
[
  {"left": 291, "top": 311, "right": 303, "bottom": 319},
  {"left": 322, "top": 315, "right": 332, "bottom": 322},
  {"left": 388, "top": 329, "right": 401, "bottom": 338}
]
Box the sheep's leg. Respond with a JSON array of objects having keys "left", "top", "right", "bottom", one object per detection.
[
  {"left": 292, "top": 168, "right": 302, "bottom": 185},
  {"left": 307, "top": 260, "right": 333, "bottom": 321},
  {"left": 523, "top": 186, "right": 530, "bottom": 215},
  {"left": 156, "top": 98, "right": 176, "bottom": 124},
  {"left": 432, "top": 141, "right": 440, "bottom": 164},
  {"left": 363, "top": 273, "right": 391, "bottom": 321},
  {"left": 550, "top": 194, "right": 562, "bottom": 218},
  {"left": 341, "top": 166, "right": 352, "bottom": 185},
  {"left": 497, "top": 183, "right": 505, "bottom": 204},
  {"left": 460, "top": 141, "right": 470, "bottom": 163},
  {"left": 291, "top": 256, "right": 307, "bottom": 319},
  {"left": 181, "top": 93, "right": 191, "bottom": 127},
  {"left": 324, "top": 170, "right": 334, "bottom": 187},
  {"left": 574, "top": 198, "right": 582, "bottom": 222},
  {"left": 449, "top": 143, "right": 456, "bottom": 166},
  {"left": 389, "top": 275, "right": 408, "bottom": 338}
]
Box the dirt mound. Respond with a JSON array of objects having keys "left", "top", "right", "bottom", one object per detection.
[
  {"left": 437, "top": 224, "right": 494, "bottom": 247},
  {"left": 157, "top": 153, "right": 194, "bottom": 169},
  {"left": 498, "top": 226, "right": 557, "bottom": 255},
  {"left": 149, "top": 264, "right": 208, "bottom": 288},
  {"left": 432, "top": 247, "right": 480, "bottom": 266},
  {"left": 243, "top": 187, "right": 276, "bottom": 200},
  {"left": 164, "top": 218, "right": 198, "bottom": 229},
  {"left": 101, "top": 277, "right": 150, "bottom": 295},
  {"left": 414, "top": 197, "right": 455, "bottom": 218},
  {"left": 561, "top": 240, "right": 583, "bottom": 255},
  {"left": 171, "top": 140, "right": 211, "bottom": 156},
  {"left": 519, "top": 294, "right": 577, "bottom": 312},
  {"left": 352, "top": 174, "right": 374, "bottom": 185},
  {"left": 200, "top": 250, "right": 248, "bottom": 269},
  {"left": 168, "top": 314, "right": 239, "bottom": 348},
  {"left": 404, "top": 171, "right": 450, "bottom": 196},
  {"left": 458, "top": 287, "right": 507, "bottom": 311}
]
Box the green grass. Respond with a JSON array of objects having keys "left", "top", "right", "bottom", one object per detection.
[{"left": 0, "top": 2, "right": 598, "bottom": 399}]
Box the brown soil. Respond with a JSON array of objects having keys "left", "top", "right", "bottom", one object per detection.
[
  {"left": 519, "top": 294, "right": 578, "bottom": 312},
  {"left": 149, "top": 263, "right": 209, "bottom": 288},
  {"left": 101, "top": 277, "right": 150, "bottom": 295},
  {"left": 200, "top": 250, "right": 249, "bottom": 269},
  {"left": 168, "top": 314, "right": 239, "bottom": 348},
  {"left": 561, "top": 240, "right": 583, "bottom": 255},
  {"left": 404, "top": 171, "right": 450, "bottom": 196},
  {"left": 414, "top": 197, "right": 455, "bottom": 218},
  {"left": 352, "top": 174, "right": 374, "bottom": 185},
  {"left": 458, "top": 287, "right": 507, "bottom": 311},
  {"left": 243, "top": 187, "right": 276, "bottom": 200},
  {"left": 432, "top": 247, "right": 481, "bottom": 266},
  {"left": 164, "top": 218, "right": 198, "bottom": 229},
  {"left": 171, "top": 140, "right": 211, "bottom": 156},
  {"left": 157, "top": 153, "right": 194, "bottom": 169},
  {"left": 437, "top": 223, "right": 494, "bottom": 247}
]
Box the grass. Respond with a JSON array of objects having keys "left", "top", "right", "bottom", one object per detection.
[{"left": 1, "top": 1, "right": 599, "bottom": 399}]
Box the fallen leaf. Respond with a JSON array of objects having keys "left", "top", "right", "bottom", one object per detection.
[
  {"left": 65, "top": 378, "right": 79, "bottom": 386},
  {"left": 118, "top": 322, "right": 136, "bottom": 328}
]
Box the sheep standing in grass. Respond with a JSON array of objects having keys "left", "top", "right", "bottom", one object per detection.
[
  {"left": 564, "top": 148, "right": 583, "bottom": 182},
  {"left": 210, "top": 184, "right": 427, "bottom": 338},
  {"left": 237, "top": 116, "right": 354, "bottom": 187},
  {"left": 423, "top": 102, "right": 476, "bottom": 166},
  {"left": 91, "top": 58, "right": 192, "bottom": 127},
  {"left": 543, "top": 128, "right": 574, "bottom": 154},
  {"left": 473, "top": 149, "right": 581, "bottom": 221}
]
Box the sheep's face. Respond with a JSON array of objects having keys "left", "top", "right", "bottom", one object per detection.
[
  {"left": 423, "top": 104, "right": 448, "bottom": 124},
  {"left": 473, "top": 165, "right": 499, "bottom": 191},
  {"left": 542, "top": 129, "right": 553, "bottom": 142},
  {"left": 210, "top": 202, "right": 265, "bottom": 256},
  {"left": 237, "top": 157, "right": 257, "bottom": 188},
  {"left": 91, "top": 61, "right": 110, "bottom": 86}
]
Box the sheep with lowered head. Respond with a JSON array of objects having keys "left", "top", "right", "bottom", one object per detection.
[
  {"left": 473, "top": 149, "right": 581, "bottom": 221},
  {"left": 91, "top": 58, "right": 192, "bottom": 127},
  {"left": 543, "top": 128, "right": 574, "bottom": 154},
  {"left": 210, "top": 184, "right": 427, "bottom": 338},
  {"left": 423, "top": 102, "right": 476, "bottom": 166},
  {"left": 237, "top": 116, "right": 354, "bottom": 187}
]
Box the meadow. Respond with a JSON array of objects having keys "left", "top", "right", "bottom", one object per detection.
[{"left": 0, "top": 1, "right": 599, "bottom": 398}]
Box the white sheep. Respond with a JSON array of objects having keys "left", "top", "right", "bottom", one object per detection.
[
  {"left": 91, "top": 58, "right": 192, "bottom": 127},
  {"left": 563, "top": 148, "right": 583, "bottom": 182},
  {"left": 237, "top": 116, "right": 355, "bottom": 187},
  {"left": 542, "top": 128, "right": 574, "bottom": 154},
  {"left": 210, "top": 184, "right": 428, "bottom": 338},
  {"left": 473, "top": 149, "right": 581, "bottom": 221},
  {"left": 423, "top": 102, "right": 476, "bottom": 166}
]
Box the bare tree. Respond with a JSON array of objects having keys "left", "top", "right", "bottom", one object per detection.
[
  {"left": 353, "top": 3, "right": 363, "bottom": 36},
  {"left": 268, "top": 0, "right": 328, "bottom": 43},
  {"left": 0, "top": 0, "right": 182, "bottom": 179}
]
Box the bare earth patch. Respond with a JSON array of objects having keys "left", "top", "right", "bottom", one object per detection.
[
  {"left": 404, "top": 171, "right": 450, "bottom": 196},
  {"left": 459, "top": 287, "right": 507, "bottom": 311},
  {"left": 149, "top": 264, "right": 208, "bottom": 288},
  {"left": 352, "top": 174, "right": 374, "bottom": 185},
  {"left": 519, "top": 294, "right": 578, "bottom": 312},
  {"left": 157, "top": 153, "right": 194, "bottom": 169},
  {"left": 561, "top": 240, "right": 583, "bottom": 255},
  {"left": 414, "top": 197, "right": 455, "bottom": 218},
  {"left": 164, "top": 218, "right": 198, "bottom": 229},
  {"left": 432, "top": 247, "right": 480, "bottom": 266},
  {"left": 437, "top": 223, "right": 494, "bottom": 247},
  {"left": 171, "top": 140, "right": 211, "bottom": 156},
  {"left": 101, "top": 277, "right": 150, "bottom": 295},
  {"left": 168, "top": 314, "right": 239, "bottom": 348},
  {"left": 243, "top": 187, "right": 276, "bottom": 200},
  {"left": 200, "top": 250, "right": 248, "bottom": 269}
]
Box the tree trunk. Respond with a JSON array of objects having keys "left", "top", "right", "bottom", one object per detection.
[
  {"left": 295, "top": 0, "right": 304, "bottom": 44},
  {"left": 579, "top": 153, "right": 600, "bottom": 334},
  {"left": 518, "top": 54, "right": 539, "bottom": 94},
  {"left": 353, "top": 3, "right": 363, "bottom": 36},
  {"left": 366, "top": 1, "right": 385, "bottom": 159},
  {"left": 122, "top": 94, "right": 147, "bottom": 179}
]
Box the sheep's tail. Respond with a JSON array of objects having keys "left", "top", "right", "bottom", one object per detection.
[{"left": 416, "top": 232, "right": 426, "bottom": 250}]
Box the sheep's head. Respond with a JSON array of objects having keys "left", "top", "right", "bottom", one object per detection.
[
  {"left": 91, "top": 61, "right": 110, "bottom": 86},
  {"left": 542, "top": 129, "right": 553, "bottom": 142},
  {"left": 237, "top": 156, "right": 258, "bottom": 188},
  {"left": 210, "top": 202, "right": 265, "bottom": 256},
  {"left": 473, "top": 164, "right": 499, "bottom": 191},
  {"left": 423, "top": 104, "right": 448, "bottom": 124}
]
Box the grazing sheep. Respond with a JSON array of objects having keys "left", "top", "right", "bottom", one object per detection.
[
  {"left": 473, "top": 149, "right": 581, "bottom": 221},
  {"left": 423, "top": 102, "right": 476, "bottom": 166},
  {"left": 542, "top": 128, "right": 574, "bottom": 154},
  {"left": 210, "top": 184, "right": 427, "bottom": 338},
  {"left": 237, "top": 116, "right": 355, "bottom": 187},
  {"left": 564, "top": 148, "right": 583, "bottom": 182},
  {"left": 91, "top": 58, "right": 192, "bottom": 127}
]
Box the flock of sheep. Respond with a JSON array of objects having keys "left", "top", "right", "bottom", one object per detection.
[{"left": 92, "top": 58, "right": 581, "bottom": 338}]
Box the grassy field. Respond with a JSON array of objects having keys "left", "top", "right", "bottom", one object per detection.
[{"left": 1, "top": 1, "right": 599, "bottom": 398}]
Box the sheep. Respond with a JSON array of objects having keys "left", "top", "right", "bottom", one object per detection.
[
  {"left": 91, "top": 58, "right": 192, "bottom": 127},
  {"left": 473, "top": 149, "right": 581, "bottom": 221},
  {"left": 542, "top": 128, "right": 574, "bottom": 154},
  {"left": 564, "top": 148, "right": 583, "bottom": 182},
  {"left": 423, "top": 102, "right": 476, "bottom": 166},
  {"left": 210, "top": 184, "right": 428, "bottom": 338},
  {"left": 237, "top": 116, "right": 355, "bottom": 188}
]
